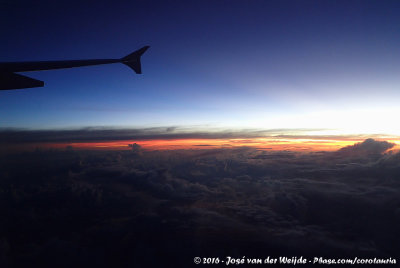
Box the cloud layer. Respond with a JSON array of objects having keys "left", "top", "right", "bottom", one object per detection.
[{"left": 0, "top": 139, "right": 399, "bottom": 267}]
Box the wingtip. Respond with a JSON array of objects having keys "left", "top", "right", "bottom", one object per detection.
[
  {"left": 136, "top": 46, "right": 150, "bottom": 56},
  {"left": 121, "top": 45, "right": 150, "bottom": 74}
]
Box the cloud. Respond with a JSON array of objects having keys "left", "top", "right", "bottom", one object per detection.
[
  {"left": 336, "top": 138, "right": 395, "bottom": 157},
  {"left": 1, "top": 140, "right": 399, "bottom": 266},
  {"left": 128, "top": 143, "right": 142, "bottom": 155},
  {"left": 0, "top": 127, "right": 332, "bottom": 144}
]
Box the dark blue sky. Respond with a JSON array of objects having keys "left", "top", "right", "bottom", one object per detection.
[{"left": 1, "top": 0, "right": 400, "bottom": 135}]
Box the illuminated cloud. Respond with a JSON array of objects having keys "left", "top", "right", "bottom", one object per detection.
[{"left": 336, "top": 138, "right": 395, "bottom": 157}]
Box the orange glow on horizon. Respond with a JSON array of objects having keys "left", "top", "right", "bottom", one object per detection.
[{"left": 6, "top": 137, "right": 400, "bottom": 153}]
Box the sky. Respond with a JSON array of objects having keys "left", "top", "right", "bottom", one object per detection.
[{"left": 1, "top": 0, "right": 400, "bottom": 150}]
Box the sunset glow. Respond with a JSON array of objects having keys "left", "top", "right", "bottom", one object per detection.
[{"left": 12, "top": 136, "right": 399, "bottom": 153}]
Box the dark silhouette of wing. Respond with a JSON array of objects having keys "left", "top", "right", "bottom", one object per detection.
[
  {"left": 0, "top": 73, "right": 44, "bottom": 90},
  {"left": 121, "top": 46, "right": 149, "bottom": 74},
  {"left": 0, "top": 46, "right": 149, "bottom": 90}
]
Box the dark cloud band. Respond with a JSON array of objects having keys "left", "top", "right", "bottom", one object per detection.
[{"left": 0, "top": 127, "right": 376, "bottom": 144}]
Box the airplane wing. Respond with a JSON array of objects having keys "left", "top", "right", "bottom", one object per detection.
[
  {"left": 121, "top": 46, "right": 149, "bottom": 74},
  {"left": 0, "top": 73, "right": 44, "bottom": 90},
  {"left": 0, "top": 46, "right": 149, "bottom": 90}
]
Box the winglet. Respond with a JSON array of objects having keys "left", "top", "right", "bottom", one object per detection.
[{"left": 121, "top": 46, "right": 150, "bottom": 74}]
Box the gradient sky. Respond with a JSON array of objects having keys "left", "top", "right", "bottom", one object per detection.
[{"left": 1, "top": 0, "right": 400, "bottom": 138}]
